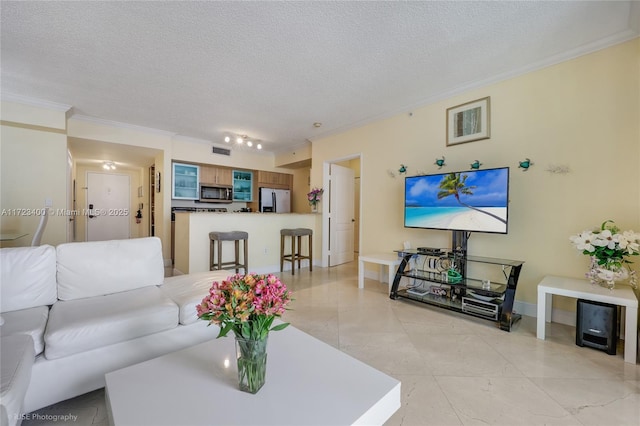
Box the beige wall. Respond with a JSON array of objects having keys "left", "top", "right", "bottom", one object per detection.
[
  {"left": 1, "top": 104, "right": 69, "bottom": 247},
  {"left": 1, "top": 100, "right": 68, "bottom": 130},
  {"left": 274, "top": 142, "right": 312, "bottom": 167},
  {"left": 291, "top": 167, "right": 311, "bottom": 213},
  {"left": 311, "top": 38, "right": 640, "bottom": 309}
]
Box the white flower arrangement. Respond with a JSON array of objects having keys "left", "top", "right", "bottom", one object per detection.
[{"left": 570, "top": 220, "right": 639, "bottom": 289}]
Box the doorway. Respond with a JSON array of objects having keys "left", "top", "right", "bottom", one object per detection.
[
  {"left": 322, "top": 155, "right": 361, "bottom": 267},
  {"left": 86, "top": 172, "right": 131, "bottom": 241}
]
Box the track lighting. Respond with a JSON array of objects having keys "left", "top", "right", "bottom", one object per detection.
[{"left": 223, "top": 133, "right": 264, "bottom": 151}]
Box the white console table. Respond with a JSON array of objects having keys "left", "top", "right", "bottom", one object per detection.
[
  {"left": 537, "top": 275, "right": 638, "bottom": 364},
  {"left": 358, "top": 253, "right": 401, "bottom": 292}
]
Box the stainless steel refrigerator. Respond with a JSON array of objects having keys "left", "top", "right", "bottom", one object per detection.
[{"left": 259, "top": 188, "right": 291, "bottom": 213}]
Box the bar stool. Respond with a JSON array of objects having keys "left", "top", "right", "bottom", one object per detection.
[
  {"left": 280, "top": 228, "right": 313, "bottom": 275},
  {"left": 209, "top": 231, "right": 248, "bottom": 273}
]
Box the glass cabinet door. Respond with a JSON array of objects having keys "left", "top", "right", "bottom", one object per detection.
[
  {"left": 172, "top": 163, "right": 200, "bottom": 200},
  {"left": 233, "top": 170, "right": 253, "bottom": 201}
]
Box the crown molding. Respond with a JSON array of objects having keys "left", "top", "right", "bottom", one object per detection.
[
  {"left": 69, "top": 114, "right": 176, "bottom": 136},
  {"left": 1, "top": 93, "right": 72, "bottom": 112}
]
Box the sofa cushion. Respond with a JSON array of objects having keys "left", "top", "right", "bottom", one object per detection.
[
  {"left": 160, "top": 270, "right": 233, "bottom": 325},
  {"left": 0, "top": 245, "right": 57, "bottom": 312},
  {"left": 0, "top": 306, "right": 49, "bottom": 356},
  {"left": 44, "top": 286, "right": 178, "bottom": 360},
  {"left": 1, "top": 334, "right": 35, "bottom": 426},
  {"left": 56, "top": 237, "right": 164, "bottom": 301}
]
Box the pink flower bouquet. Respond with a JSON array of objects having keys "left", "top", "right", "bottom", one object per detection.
[
  {"left": 196, "top": 273, "right": 292, "bottom": 339},
  {"left": 307, "top": 187, "right": 324, "bottom": 207}
]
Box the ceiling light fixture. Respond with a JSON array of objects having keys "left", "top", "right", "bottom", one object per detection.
[
  {"left": 222, "top": 133, "right": 264, "bottom": 151},
  {"left": 103, "top": 161, "right": 116, "bottom": 170}
]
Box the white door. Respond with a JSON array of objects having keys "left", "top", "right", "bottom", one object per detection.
[
  {"left": 354, "top": 176, "right": 360, "bottom": 253},
  {"left": 87, "top": 172, "right": 131, "bottom": 241},
  {"left": 329, "top": 164, "right": 355, "bottom": 266}
]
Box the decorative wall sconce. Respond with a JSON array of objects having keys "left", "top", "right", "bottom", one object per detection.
[
  {"left": 435, "top": 156, "right": 446, "bottom": 169},
  {"left": 223, "top": 134, "right": 263, "bottom": 150},
  {"left": 398, "top": 164, "right": 407, "bottom": 174},
  {"left": 470, "top": 160, "right": 482, "bottom": 169},
  {"left": 545, "top": 164, "right": 571, "bottom": 174},
  {"left": 518, "top": 158, "right": 533, "bottom": 171},
  {"left": 102, "top": 161, "right": 116, "bottom": 170}
]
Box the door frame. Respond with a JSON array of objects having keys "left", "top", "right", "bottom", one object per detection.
[{"left": 321, "top": 153, "right": 362, "bottom": 267}]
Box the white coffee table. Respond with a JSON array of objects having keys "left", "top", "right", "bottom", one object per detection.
[{"left": 105, "top": 325, "right": 400, "bottom": 425}]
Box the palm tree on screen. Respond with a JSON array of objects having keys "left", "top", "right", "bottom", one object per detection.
[{"left": 437, "top": 173, "right": 506, "bottom": 224}]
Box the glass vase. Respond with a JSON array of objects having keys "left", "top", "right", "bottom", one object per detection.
[
  {"left": 586, "top": 256, "right": 637, "bottom": 291},
  {"left": 234, "top": 335, "right": 268, "bottom": 394}
]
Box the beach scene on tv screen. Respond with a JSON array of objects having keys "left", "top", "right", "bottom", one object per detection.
[{"left": 405, "top": 168, "right": 508, "bottom": 233}]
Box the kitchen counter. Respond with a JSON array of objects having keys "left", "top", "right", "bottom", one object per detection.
[{"left": 173, "top": 212, "right": 321, "bottom": 274}]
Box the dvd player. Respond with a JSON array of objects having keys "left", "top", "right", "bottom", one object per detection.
[
  {"left": 407, "top": 288, "right": 429, "bottom": 296},
  {"left": 417, "top": 247, "right": 442, "bottom": 255}
]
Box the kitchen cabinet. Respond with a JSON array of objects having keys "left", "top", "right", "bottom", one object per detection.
[
  {"left": 172, "top": 163, "right": 200, "bottom": 200},
  {"left": 257, "top": 171, "right": 292, "bottom": 190},
  {"left": 200, "top": 165, "right": 232, "bottom": 186},
  {"left": 233, "top": 170, "right": 253, "bottom": 201}
]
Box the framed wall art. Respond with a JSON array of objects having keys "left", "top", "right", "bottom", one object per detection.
[{"left": 446, "top": 96, "right": 490, "bottom": 146}]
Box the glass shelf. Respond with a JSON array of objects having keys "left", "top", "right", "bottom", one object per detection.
[{"left": 391, "top": 249, "right": 524, "bottom": 331}]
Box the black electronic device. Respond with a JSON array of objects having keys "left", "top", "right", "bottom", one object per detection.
[
  {"left": 417, "top": 247, "right": 442, "bottom": 255},
  {"left": 576, "top": 299, "right": 618, "bottom": 355},
  {"left": 404, "top": 167, "right": 509, "bottom": 234}
]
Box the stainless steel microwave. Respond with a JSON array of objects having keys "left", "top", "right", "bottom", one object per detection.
[{"left": 199, "top": 184, "right": 233, "bottom": 203}]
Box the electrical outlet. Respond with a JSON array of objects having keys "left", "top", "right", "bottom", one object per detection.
[
  {"left": 264, "top": 247, "right": 268, "bottom": 254},
  {"left": 44, "top": 198, "right": 53, "bottom": 207}
]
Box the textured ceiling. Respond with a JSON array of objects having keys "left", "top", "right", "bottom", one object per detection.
[{"left": 1, "top": 1, "right": 638, "bottom": 154}]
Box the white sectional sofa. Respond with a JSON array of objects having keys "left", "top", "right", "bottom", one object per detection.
[{"left": 0, "top": 237, "right": 229, "bottom": 425}]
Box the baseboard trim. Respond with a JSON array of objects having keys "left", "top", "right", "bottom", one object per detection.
[{"left": 514, "top": 300, "right": 576, "bottom": 326}]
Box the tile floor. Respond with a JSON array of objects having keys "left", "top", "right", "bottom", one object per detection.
[{"left": 22, "top": 261, "right": 640, "bottom": 426}]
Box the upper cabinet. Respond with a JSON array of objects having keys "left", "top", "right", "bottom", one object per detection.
[
  {"left": 200, "top": 165, "right": 232, "bottom": 186},
  {"left": 257, "top": 171, "right": 293, "bottom": 190},
  {"left": 171, "top": 160, "right": 292, "bottom": 202},
  {"left": 172, "top": 163, "right": 200, "bottom": 200},
  {"left": 233, "top": 170, "right": 253, "bottom": 202}
]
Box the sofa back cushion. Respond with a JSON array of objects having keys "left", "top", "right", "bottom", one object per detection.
[
  {"left": 57, "top": 237, "right": 165, "bottom": 300},
  {"left": 0, "top": 245, "right": 57, "bottom": 312}
]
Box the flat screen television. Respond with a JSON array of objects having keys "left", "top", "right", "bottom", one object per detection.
[{"left": 404, "top": 167, "right": 509, "bottom": 234}]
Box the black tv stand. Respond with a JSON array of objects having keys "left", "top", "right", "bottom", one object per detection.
[{"left": 390, "top": 232, "right": 523, "bottom": 331}]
